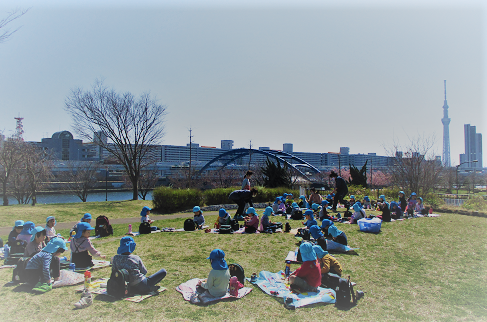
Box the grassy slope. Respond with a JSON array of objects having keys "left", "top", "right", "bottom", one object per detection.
[{"left": 0, "top": 211, "right": 486, "bottom": 321}]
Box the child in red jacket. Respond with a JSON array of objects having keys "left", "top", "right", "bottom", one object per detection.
[{"left": 289, "top": 242, "right": 321, "bottom": 292}]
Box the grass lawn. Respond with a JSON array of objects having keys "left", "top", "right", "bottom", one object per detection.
[{"left": 0, "top": 209, "right": 486, "bottom": 321}]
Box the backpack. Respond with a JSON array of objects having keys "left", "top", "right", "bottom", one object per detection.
[
  {"left": 139, "top": 222, "right": 151, "bottom": 234},
  {"left": 228, "top": 263, "right": 245, "bottom": 284},
  {"left": 95, "top": 216, "right": 113, "bottom": 237},
  {"left": 219, "top": 225, "right": 232, "bottom": 234},
  {"left": 285, "top": 222, "right": 291, "bottom": 233},
  {"left": 5, "top": 240, "right": 26, "bottom": 265},
  {"left": 230, "top": 219, "right": 240, "bottom": 232},
  {"left": 184, "top": 218, "right": 196, "bottom": 231},
  {"left": 107, "top": 268, "right": 131, "bottom": 298},
  {"left": 291, "top": 209, "right": 303, "bottom": 220},
  {"left": 335, "top": 276, "right": 356, "bottom": 310},
  {"left": 12, "top": 257, "right": 30, "bottom": 283}
]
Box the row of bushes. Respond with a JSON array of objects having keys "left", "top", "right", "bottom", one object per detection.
[{"left": 152, "top": 186, "right": 300, "bottom": 213}]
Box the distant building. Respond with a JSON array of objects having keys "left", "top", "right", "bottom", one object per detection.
[
  {"left": 221, "top": 140, "right": 234, "bottom": 150},
  {"left": 283, "top": 143, "right": 293, "bottom": 153},
  {"left": 459, "top": 124, "right": 482, "bottom": 169}
]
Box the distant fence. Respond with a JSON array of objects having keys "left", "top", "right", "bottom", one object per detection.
[{"left": 442, "top": 198, "right": 466, "bottom": 206}]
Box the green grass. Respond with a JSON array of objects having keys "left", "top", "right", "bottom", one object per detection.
[{"left": 0, "top": 210, "right": 486, "bottom": 321}]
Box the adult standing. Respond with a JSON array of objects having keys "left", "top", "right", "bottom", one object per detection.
[
  {"left": 241, "top": 170, "right": 253, "bottom": 190},
  {"left": 228, "top": 188, "right": 258, "bottom": 220},
  {"left": 329, "top": 171, "right": 349, "bottom": 211}
]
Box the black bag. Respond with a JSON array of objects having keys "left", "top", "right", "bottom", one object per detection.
[
  {"left": 274, "top": 222, "right": 283, "bottom": 230},
  {"left": 12, "top": 257, "right": 30, "bottom": 283},
  {"left": 184, "top": 218, "right": 196, "bottom": 231},
  {"left": 230, "top": 219, "right": 240, "bottom": 232},
  {"left": 291, "top": 209, "right": 303, "bottom": 220},
  {"left": 0, "top": 237, "right": 3, "bottom": 248},
  {"left": 321, "top": 272, "right": 341, "bottom": 289},
  {"left": 285, "top": 222, "right": 291, "bottom": 233},
  {"left": 295, "top": 228, "right": 310, "bottom": 241},
  {"left": 228, "top": 263, "right": 245, "bottom": 284},
  {"left": 72, "top": 239, "right": 94, "bottom": 268},
  {"left": 285, "top": 205, "right": 292, "bottom": 214},
  {"left": 95, "top": 215, "right": 113, "bottom": 237},
  {"left": 139, "top": 222, "right": 151, "bottom": 234},
  {"left": 9, "top": 240, "right": 26, "bottom": 255},
  {"left": 335, "top": 276, "right": 355, "bottom": 310},
  {"left": 219, "top": 225, "right": 232, "bottom": 234},
  {"left": 107, "top": 268, "right": 131, "bottom": 298}
]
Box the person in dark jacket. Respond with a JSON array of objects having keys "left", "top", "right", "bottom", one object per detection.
[
  {"left": 329, "top": 171, "right": 349, "bottom": 212},
  {"left": 228, "top": 188, "right": 258, "bottom": 220}
]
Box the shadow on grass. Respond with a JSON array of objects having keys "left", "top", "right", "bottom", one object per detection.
[
  {"left": 94, "top": 293, "right": 118, "bottom": 303},
  {"left": 9, "top": 283, "right": 38, "bottom": 294}
]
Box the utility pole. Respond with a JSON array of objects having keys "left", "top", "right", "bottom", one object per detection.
[
  {"left": 188, "top": 128, "right": 193, "bottom": 188},
  {"left": 248, "top": 140, "right": 252, "bottom": 170}
]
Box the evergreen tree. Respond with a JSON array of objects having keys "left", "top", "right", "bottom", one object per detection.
[
  {"left": 349, "top": 160, "right": 368, "bottom": 188},
  {"left": 261, "top": 158, "right": 291, "bottom": 188}
]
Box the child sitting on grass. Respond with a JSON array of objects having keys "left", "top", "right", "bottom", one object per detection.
[
  {"left": 16, "top": 221, "right": 35, "bottom": 244},
  {"left": 193, "top": 206, "right": 205, "bottom": 229},
  {"left": 328, "top": 225, "right": 348, "bottom": 246},
  {"left": 377, "top": 195, "right": 391, "bottom": 222},
  {"left": 321, "top": 219, "right": 334, "bottom": 239},
  {"left": 244, "top": 207, "right": 259, "bottom": 233},
  {"left": 25, "top": 226, "right": 47, "bottom": 257},
  {"left": 389, "top": 201, "right": 402, "bottom": 220},
  {"left": 140, "top": 206, "right": 154, "bottom": 224},
  {"left": 289, "top": 242, "right": 321, "bottom": 293},
  {"left": 70, "top": 222, "right": 106, "bottom": 268},
  {"left": 415, "top": 197, "right": 425, "bottom": 214},
  {"left": 70, "top": 213, "right": 92, "bottom": 237},
  {"left": 313, "top": 245, "right": 343, "bottom": 276},
  {"left": 363, "top": 196, "right": 371, "bottom": 209},
  {"left": 112, "top": 236, "right": 167, "bottom": 294},
  {"left": 309, "top": 224, "right": 327, "bottom": 250},
  {"left": 45, "top": 216, "right": 57, "bottom": 240},
  {"left": 303, "top": 209, "right": 318, "bottom": 229},
  {"left": 350, "top": 202, "right": 366, "bottom": 224},
  {"left": 218, "top": 208, "right": 231, "bottom": 226},
  {"left": 197, "top": 249, "right": 231, "bottom": 297},
  {"left": 260, "top": 207, "right": 278, "bottom": 232},
  {"left": 25, "top": 237, "right": 67, "bottom": 293},
  {"left": 8, "top": 220, "right": 24, "bottom": 245},
  {"left": 298, "top": 195, "right": 308, "bottom": 208},
  {"left": 407, "top": 192, "right": 418, "bottom": 218}
]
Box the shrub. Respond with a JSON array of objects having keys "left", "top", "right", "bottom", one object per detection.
[
  {"left": 204, "top": 187, "right": 236, "bottom": 205},
  {"left": 424, "top": 193, "right": 445, "bottom": 209},
  {"left": 462, "top": 196, "right": 487, "bottom": 212},
  {"left": 152, "top": 187, "right": 203, "bottom": 213}
]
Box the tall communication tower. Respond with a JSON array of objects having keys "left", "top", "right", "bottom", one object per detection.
[
  {"left": 14, "top": 116, "right": 24, "bottom": 141},
  {"left": 441, "top": 80, "right": 451, "bottom": 167}
]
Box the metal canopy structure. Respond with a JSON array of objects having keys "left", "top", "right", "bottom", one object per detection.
[{"left": 196, "top": 148, "right": 321, "bottom": 180}]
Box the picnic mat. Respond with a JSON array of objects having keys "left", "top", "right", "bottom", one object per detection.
[
  {"left": 249, "top": 270, "right": 335, "bottom": 309},
  {"left": 176, "top": 278, "right": 252, "bottom": 304},
  {"left": 53, "top": 270, "right": 85, "bottom": 288},
  {"left": 76, "top": 278, "right": 166, "bottom": 303}
]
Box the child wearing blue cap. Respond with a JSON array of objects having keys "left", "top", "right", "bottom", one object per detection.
[
  {"left": 407, "top": 193, "right": 418, "bottom": 218},
  {"left": 244, "top": 207, "right": 259, "bottom": 233},
  {"left": 321, "top": 219, "right": 334, "bottom": 239},
  {"left": 313, "top": 245, "right": 343, "bottom": 277},
  {"left": 25, "top": 237, "right": 67, "bottom": 293},
  {"left": 363, "top": 196, "right": 371, "bottom": 209},
  {"left": 70, "top": 213, "right": 92, "bottom": 237},
  {"left": 197, "top": 249, "right": 230, "bottom": 297},
  {"left": 25, "top": 226, "right": 47, "bottom": 257},
  {"left": 140, "top": 206, "right": 154, "bottom": 224},
  {"left": 70, "top": 222, "right": 106, "bottom": 268},
  {"left": 289, "top": 242, "right": 321, "bottom": 292},
  {"left": 328, "top": 225, "right": 348, "bottom": 246},
  {"left": 302, "top": 210, "right": 318, "bottom": 229},
  {"left": 398, "top": 191, "right": 407, "bottom": 214},
  {"left": 349, "top": 202, "right": 366, "bottom": 224},
  {"left": 45, "top": 216, "right": 57, "bottom": 240},
  {"left": 8, "top": 220, "right": 24, "bottom": 245},
  {"left": 415, "top": 197, "right": 425, "bottom": 214},
  {"left": 218, "top": 208, "right": 231, "bottom": 226},
  {"left": 377, "top": 195, "right": 391, "bottom": 222},
  {"left": 112, "top": 237, "right": 167, "bottom": 294},
  {"left": 309, "top": 225, "right": 327, "bottom": 251},
  {"left": 260, "top": 207, "right": 278, "bottom": 232},
  {"left": 298, "top": 195, "right": 308, "bottom": 209},
  {"left": 16, "top": 221, "right": 35, "bottom": 244},
  {"left": 193, "top": 206, "right": 205, "bottom": 229},
  {"left": 389, "top": 201, "right": 402, "bottom": 220}
]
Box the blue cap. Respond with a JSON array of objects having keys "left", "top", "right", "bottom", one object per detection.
[
  {"left": 14, "top": 220, "right": 24, "bottom": 228},
  {"left": 275, "top": 197, "right": 281, "bottom": 203},
  {"left": 140, "top": 206, "right": 152, "bottom": 217},
  {"left": 399, "top": 191, "right": 405, "bottom": 195},
  {"left": 304, "top": 209, "right": 314, "bottom": 217},
  {"left": 42, "top": 237, "right": 67, "bottom": 253},
  {"left": 74, "top": 222, "right": 94, "bottom": 239},
  {"left": 353, "top": 202, "right": 361, "bottom": 212},
  {"left": 321, "top": 219, "right": 334, "bottom": 229},
  {"left": 311, "top": 203, "right": 319, "bottom": 210},
  {"left": 309, "top": 225, "right": 323, "bottom": 239},
  {"left": 46, "top": 216, "right": 56, "bottom": 226},
  {"left": 312, "top": 245, "right": 328, "bottom": 259},
  {"left": 379, "top": 195, "right": 386, "bottom": 201},
  {"left": 350, "top": 195, "right": 355, "bottom": 199},
  {"left": 292, "top": 202, "right": 298, "bottom": 208},
  {"left": 299, "top": 242, "right": 316, "bottom": 262},
  {"left": 207, "top": 249, "right": 228, "bottom": 270},
  {"left": 117, "top": 236, "right": 136, "bottom": 255},
  {"left": 193, "top": 206, "right": 202, "bottom": 214},
  {"left": 219, "top": 208, "right": 228, "bottom": 218},
  {"left": 30, "top": 226, "right": 46, "bottom": 242},
  {"left": 263, "top": 207, "right": 273, "bottom": 217},
  {"left": 363, "top": 196, "right": 370, "bottom": 202},
  {"left": 246, "top": 207, "right": 256, "bottom": 215},
  {"left": 300, "top": 195, "right": 306, "bottom": 200},
  {"left": 410, "top": 192, "right": 416, "bottom": 196},
  {"left": 321, "top": 200, "right": 329, "bottom": 206},
  {"left": 328, "top": 225, "right": 343, "bottom": 238},
  {"left": 20, "top": 221, "right": 35, "bottom": 235},
  {"left": 82, "top": 213, "right": 92, "bottom": 220}
]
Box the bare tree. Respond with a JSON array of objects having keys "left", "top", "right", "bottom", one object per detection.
[
  {"left": 61, "top": 161, "right": 100, "bottom": 202},
  {"left": 65, "top": 80, "right": 166, "bottom": 200},
  {"left": 386, "top": 136, "right": 443, "bottom": 196},
  {"left": 0, "top": 8, "right": 29, "bottom": 43},
  {"left": 0, "top": 137, "right": 23, "bottom": 205},
  {"left": 124, "top": 169, "right": 160, "bottom": 200}
]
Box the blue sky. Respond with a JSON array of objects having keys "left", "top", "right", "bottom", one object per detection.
[{"left": 0, "top": 0, "right": 485, "bottom": 166}]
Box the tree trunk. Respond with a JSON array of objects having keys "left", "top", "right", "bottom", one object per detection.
[
  {"left": 2, "top": 181, "right": 8, "bottom": 206},
  {"left": 131, "top": 176, "right": 139, "bottom": 200}
]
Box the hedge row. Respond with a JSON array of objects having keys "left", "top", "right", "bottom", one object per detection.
[{"left": 152, "top": 186, "right": 299, "bottom": 213}]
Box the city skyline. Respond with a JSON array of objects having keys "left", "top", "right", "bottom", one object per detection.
[{"left": 0, "top": 0, "right": 485, "bottom": 166}]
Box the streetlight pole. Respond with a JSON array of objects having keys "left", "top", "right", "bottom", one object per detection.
[
  {"left": 456, "top": 160, "right": 478, "bottom": 196},
  {"left": 105, "top": 167, "right": 108, "bottom": 202}
]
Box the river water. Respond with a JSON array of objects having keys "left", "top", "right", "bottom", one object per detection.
[{"left": 6, "top": 190, "right": 153, "bottom": 205}]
